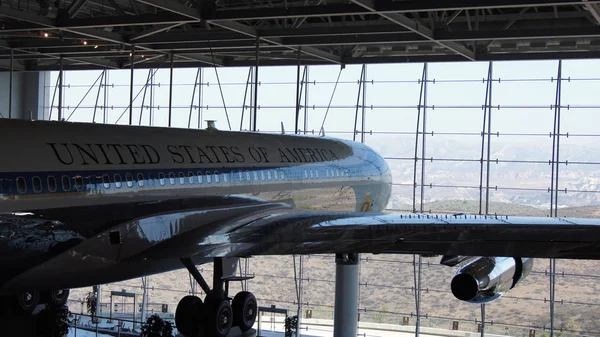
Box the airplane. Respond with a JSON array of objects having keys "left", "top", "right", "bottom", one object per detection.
[{"left": 1, "top": 117, "right": 600, "bottom": 337}]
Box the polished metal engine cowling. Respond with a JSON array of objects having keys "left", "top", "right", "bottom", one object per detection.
[{"left": 450, "top": 256, "right": 533, "bottom": 303}]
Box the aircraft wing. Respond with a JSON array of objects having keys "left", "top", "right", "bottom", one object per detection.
[
  {"left": 125, "top": 209, "right": 600, "bottom": 262},
  {"left": 4, "top": 200, "right": 600, "bottom": 291}
]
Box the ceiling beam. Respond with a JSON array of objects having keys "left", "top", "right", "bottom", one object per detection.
[
  {"left": 68, "top": 0, "right": 90, "bottom": 18},
  {"left": 211, "top": 20, "right": 342, "bottom": 64},
  {"left": 129, "top": 23, "right": 186, "bottom": 41},
  {"left": 583, "top": 0, "right": 600, "bottom": 24},
  {"left": 131, "top": 0, "right": 342, "bottom": 64},
  {"left": 349, "top": 0, "right": 476, "bottom": 60},
  {"left": 435, "top": 26, "right": 600, "bottom": 41},
  {"left": 56, "top": 13, "right": 195, "bottom": 29},
  {"left": 132, "top": 0, "right": 200, "bottom": 19},
  {"left": 206, "top": 0, "right": 600, "bottom": 21}
]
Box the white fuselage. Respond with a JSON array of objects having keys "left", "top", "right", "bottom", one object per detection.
[{"left": 0, "top": 119, "right": 392, "bottom": 214}]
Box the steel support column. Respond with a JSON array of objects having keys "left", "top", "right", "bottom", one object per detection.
[
  {"left": 412, "top": 63, "right": 429, "bottom": 213},
  {"left": 104, "top": 69, "right": 109, "bottom": 124},
  {"left": 92, "top": 70, "right": 106, "bottom": 123},
  {"left": 295, "top": 47, "right": 302, "bottom": 134},
  {"left": 168, "top": 52, "right": 174, "bottom": 127},
  {"left": 478, "top": 62, "right": 494, "bottom": 215},
  {"left": 413, "top": 254, "right": 423, "bottom": 337},
  {"left": 129, "top": 45, "right": 135, "bottom": 125},
  {"left": 253, "top": 36, "right": 259, "bottom": 131},
  {"left": 8, "top": 48, "right": 13, "bottom": 119},
  {"left": 198, "top": 68, "right": 203, "bottom": 129},
  {"left": 303, "top": 66, "right": 309, "bottom": 134},
  {"left": 240, "top": 68, "right": 253, "bottom": 131},
  {"left": 353, "top": 65, "right": 366, "bottom": 142},
  {"left": 141, "top": 277, "right": 148, "bottom": 323},
  {"left": 58, "top": 56, "right": 64, "bottom": 121},
  {"left": 548, "top": 59, "right": 562, "bottom": 337},
  {"left": 333, "top": 253, "right": 359, "bottom": 337},
  {"left": 361, "top": 65, "right": 367, "bottom": 144},
  {"left": 188, "top": 68, "right": 200, "bottom": 128},
  {"left": 420, "top": 63, "right": 428, "bottom": 212}
]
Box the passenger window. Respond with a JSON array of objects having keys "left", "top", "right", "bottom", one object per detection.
[
  {"left": 304, "top": 170, "right": 308, "bottom": 179},
  {"left": 147, "top": 173, "right": 153, "bottom": 186},
  {"left": 214, "top": 171, "right": 220, "bottom": 183},
  {"left": 260, "top": 171, "right": 265, "bottom": 181},
  {"left": 102, "top": 175, "right": 110, "bottom": 189},
  {"left": 32, "top": 176, "right": 42, "bottom": 193},
  {"left": 137, "top": 173, "right": 144, "bottom": 187},
  {"left": 188, "top": 172, "right": 194, "bottom": 184},
  {"left": 246, "top": 171, "right": 251, "bottom": 181},
  {"left": 315, "top": 170, "right": 319, "bottom": 178},
  {"left": 267, "top": 171, "right": 271, "bottom": 180},
  {"left": 75, "top": 176, "right": 84, "bottom": 190},
  {"left": 16, "top": 177, "right": 26, "bottom": 194},
  {"left": 197, "top": 172, "right": 203, "bottom": 184},
  {"left": 280, "top": 171, "right": 285, "bottom": 180},
  {"left": 310, "top": 170, "right": 314, "bottom": 179},
  {"left": 114, "top": 174, "right": 122, "bottom": 188},
  {"left": 169, "top": 172, "right": 176, "bottom": 185},
  {"left": 238, "top": 171, "right": 243, "bottom": 182},
  {"left": 253, "top": 172, "right": 258, "bottom": 181},
  {"left": 159, "top": 173, "right": 165, "bottom": 186},
  {"left": 205, "top": 171, "right": 212, "bottom": 184},
  {"left": 179, "top": 172, "right": 185, "bottom": 185},
  {"left": 272, "top": 170, "right": 277, "bottom": 180},
  {"left": 126, "top": 173, "right": 134, "bottom": 188},
  {"left": 61, "top": 175, "right": 71, "bottom": 191},
  {"left": 47, "top": 176, "right": 57, "bottom": 192}
]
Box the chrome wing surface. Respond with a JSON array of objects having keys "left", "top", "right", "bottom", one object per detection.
[
  {"left": 127, "top": 210, "right": 600, "bottom": 262},
  {"left": 4, "top": 205, "right": 600, "bottom": 291}
]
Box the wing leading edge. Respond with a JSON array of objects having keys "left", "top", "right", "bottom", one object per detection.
[{"left": 223, "top": 212, "right": 600, "bottom": 260}]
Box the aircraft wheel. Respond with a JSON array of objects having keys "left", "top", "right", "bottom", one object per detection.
[
  {"left": 42, "top": 289, "right": 70, "bottom": 306},
  {"left": 14, "top": 290, "right": 40, "bottom": 314},
  {"left": 232, "top": 291, "right": 257, "bottom": 332},
  {"left": 204, "top": 292, "right": 233, "bottom": 337},
  {"left": 175, "top": 295, "right": 204, "bottom": 337}
]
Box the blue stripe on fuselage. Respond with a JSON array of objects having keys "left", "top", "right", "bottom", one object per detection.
[{"left": 0, "top": 159, "right": 385, "bottom": 197}]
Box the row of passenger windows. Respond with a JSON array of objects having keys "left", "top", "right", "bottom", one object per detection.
[{"left": 13, "top": 167, "right": 352, "bottom": 194}]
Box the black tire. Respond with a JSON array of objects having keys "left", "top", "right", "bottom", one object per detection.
[
  {"left": 42, "top": 289, "right": 70, "bottom": 306},
  {"left": 175, "top": 295, "right": 204, "bottom": 337},
  {"left": 14, "top": 290, "right": 40, "bottom": 315},
  {"left": 204, "top": 298, "right": 233, "bottom": 337},
  {"left": 232, "top": 291, "right": 257, "bottom": 332}
]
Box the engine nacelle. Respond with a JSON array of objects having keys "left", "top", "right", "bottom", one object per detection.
[{"left": 450, "top": 257, "right": 533, "bottom": 303}]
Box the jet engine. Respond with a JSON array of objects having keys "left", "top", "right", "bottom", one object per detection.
[{"left": 450, "top": 257, "right": 533, "bottom": 303}]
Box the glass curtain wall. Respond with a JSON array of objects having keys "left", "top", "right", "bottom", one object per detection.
[{"left": 45, "top": 59, "right": 600, "bottom": 337}]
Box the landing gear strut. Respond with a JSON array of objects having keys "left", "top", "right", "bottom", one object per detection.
[{"left": 176, "top": 257, "right": 257, "bottom": 337}]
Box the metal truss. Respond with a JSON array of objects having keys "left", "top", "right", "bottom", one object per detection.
[{"left": 3, "top": 0, "right": 600, "bottom": 71}]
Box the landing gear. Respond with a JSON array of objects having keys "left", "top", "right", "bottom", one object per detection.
[
  {"left": 175, "top": 295, "right": 204, "bottom": 337},
  {"left": 232, "top": 291, "right": 257, "bottom": 332},
  {"left": 176, "top": 258, "right": 257, "bottom": 337},
  {"left": 14, "top": 290, "right": 40, "bottom": 314},
  {"left": 43, "top": 289, "right": 70, "bottom": 306}
]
